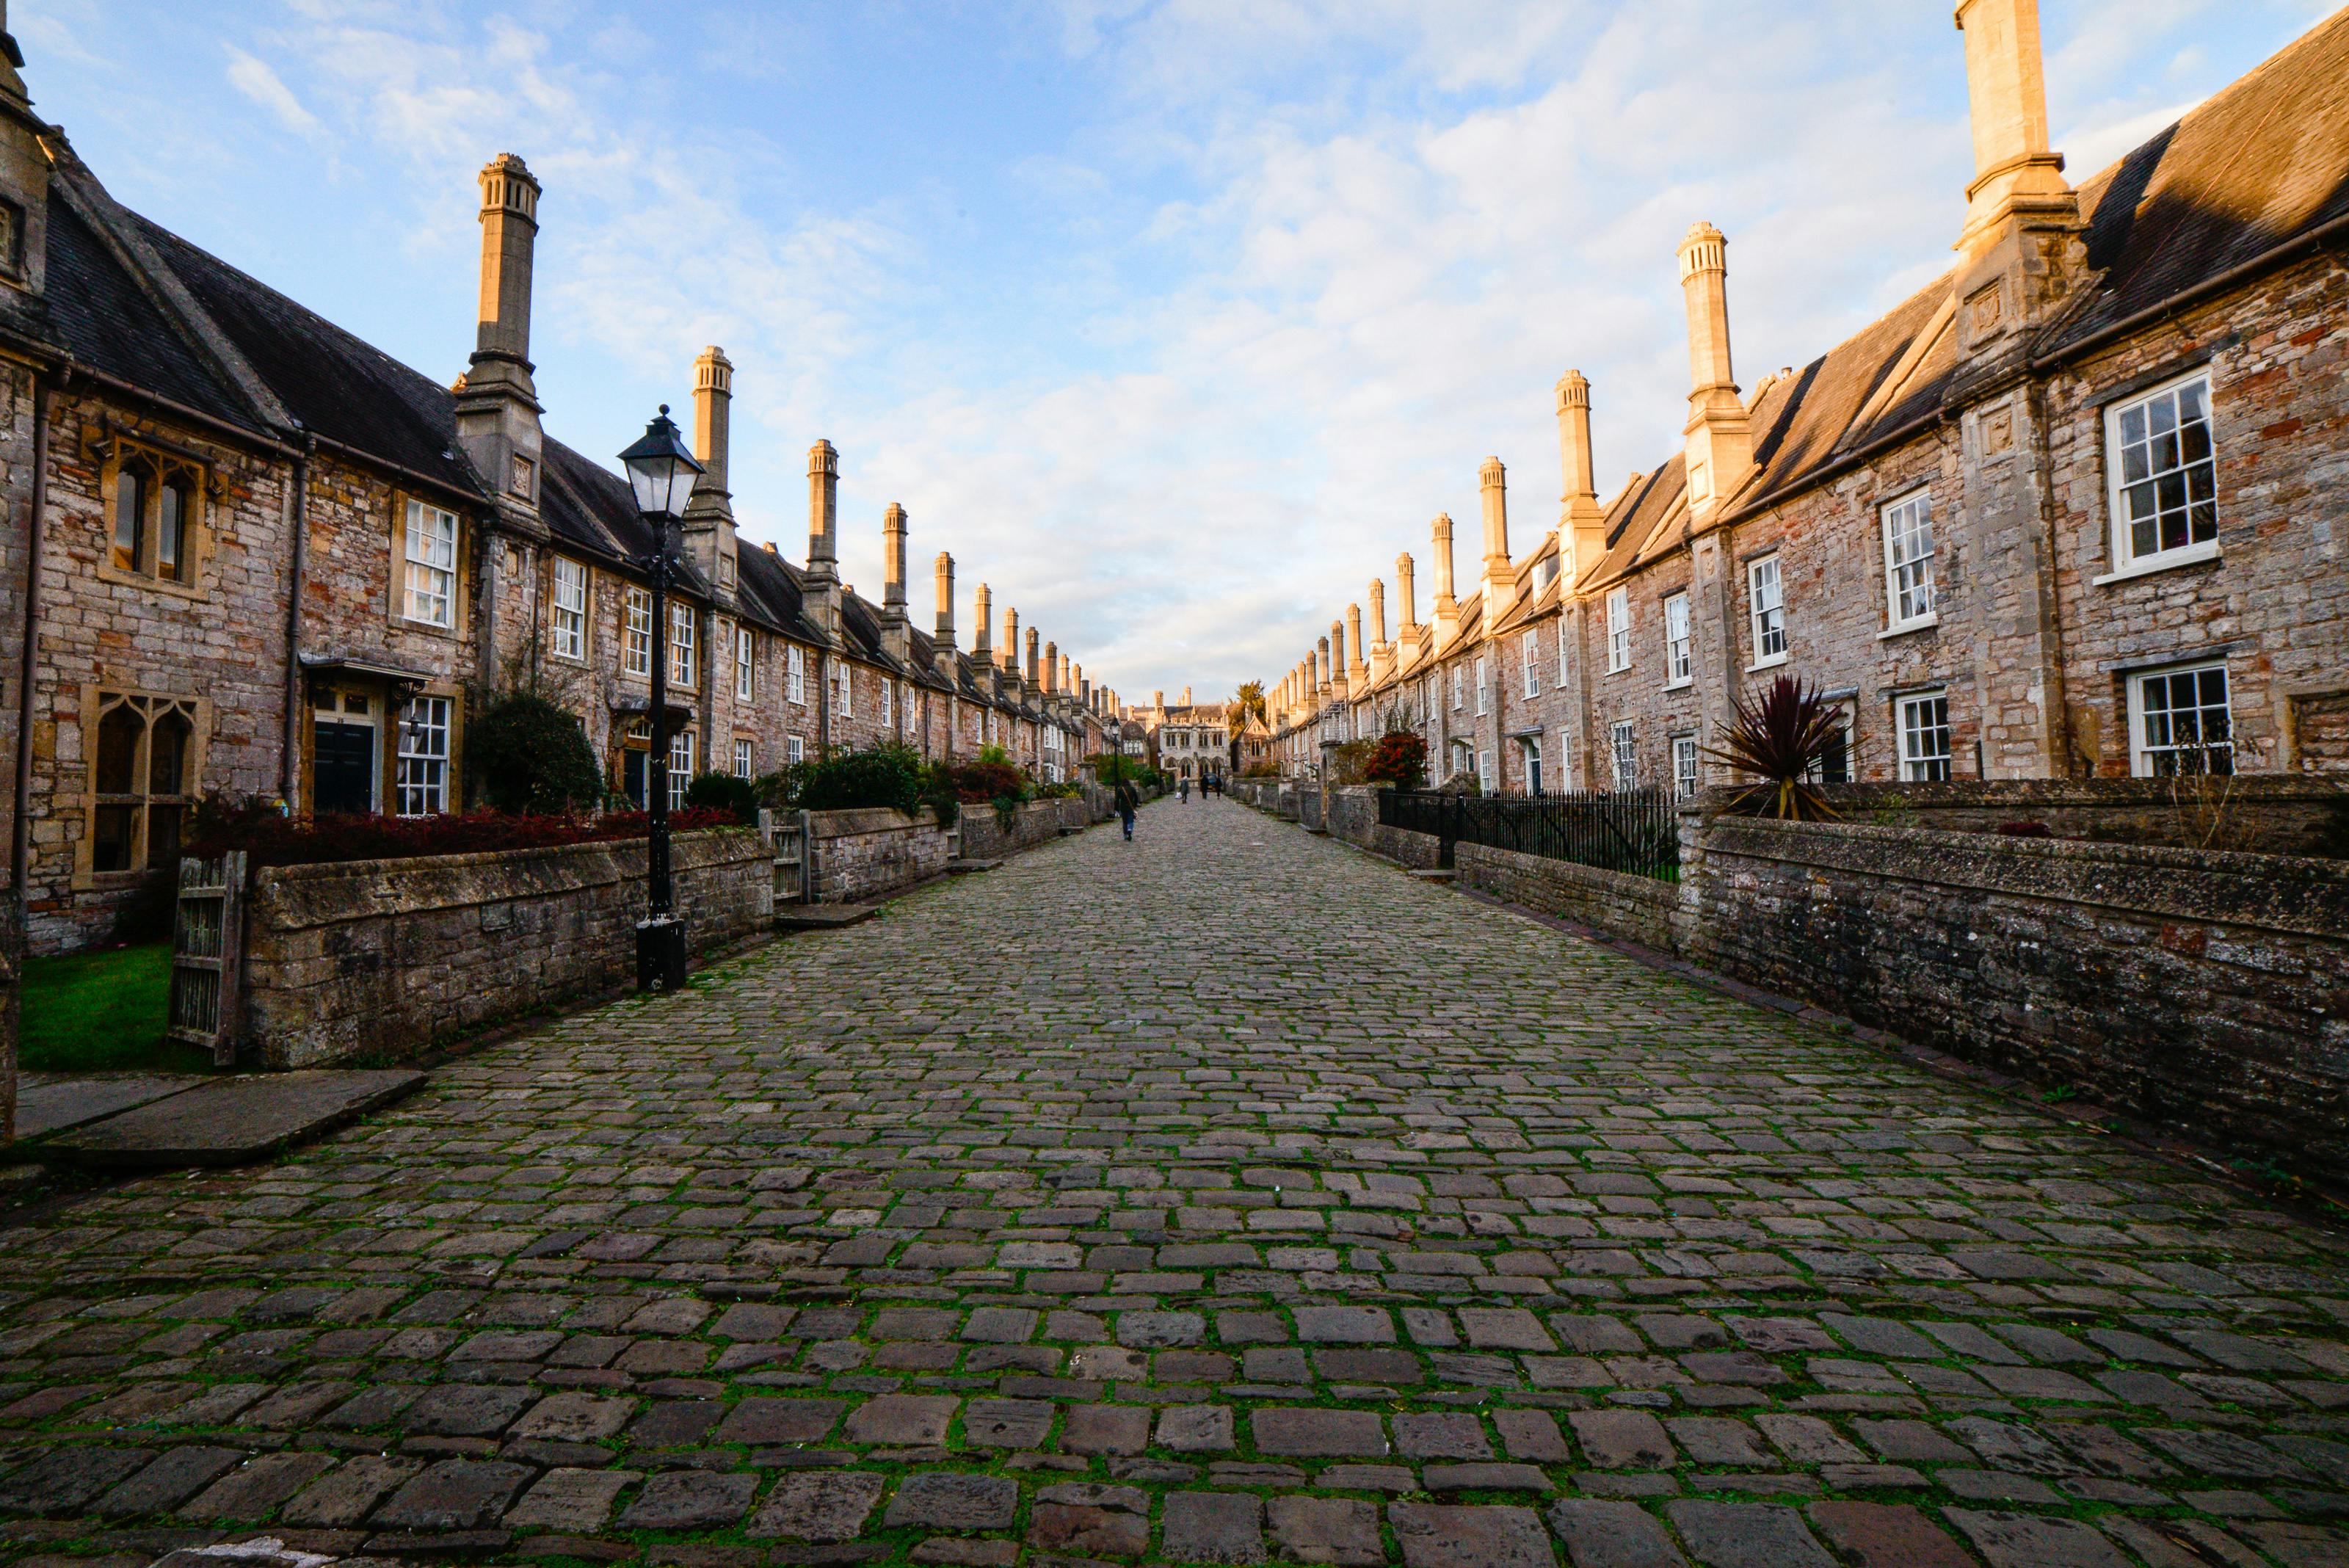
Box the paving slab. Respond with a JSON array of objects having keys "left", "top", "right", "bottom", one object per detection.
[
  {"left": 43, "top": 1067, "right": 425, "bottom": 1166},
  {"left": 13, "top": 1071, "right": 207, "bottom": 1138},
  {"left": 774, "top": 903, "right": 882, "bottom": 929}
]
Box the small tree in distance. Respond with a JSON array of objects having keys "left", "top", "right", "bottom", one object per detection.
[{"left": 1361, "top": 730, "right": 1428, "bottom": 791}]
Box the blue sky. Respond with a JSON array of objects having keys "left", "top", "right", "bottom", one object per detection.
[{"left": 20, "top": 0, "right": 2334, "bottom": 705}]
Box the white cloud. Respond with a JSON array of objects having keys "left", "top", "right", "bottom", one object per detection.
[{"left": 225, "top": 46, "right": 322, "bottom": 135}]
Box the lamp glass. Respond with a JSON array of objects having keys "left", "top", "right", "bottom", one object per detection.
[{"left": 618, "top": 405, "right": 705, "bottom": 520}]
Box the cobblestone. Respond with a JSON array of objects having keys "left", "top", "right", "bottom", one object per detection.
[{"left": 0, "top": 799, "right": 2345, "bottom": 1564}]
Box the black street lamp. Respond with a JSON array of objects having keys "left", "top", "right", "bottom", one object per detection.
[{"left": 619, "top": 404, "right": 704, "bottom": 992}]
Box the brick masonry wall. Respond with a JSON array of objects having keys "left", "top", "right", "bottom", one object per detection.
[
  {"left": 1682, "top": 816, "right": 2349, "bottom": 1186},
  {"left": 241, "top": 827, "right": 770, "bottom": 1069},
  {"left": 807, "top": 807, "right": 951, "bottom": 904},
  {"left": 1453, "top": 842, "right": 1678, "bottom": 952}
]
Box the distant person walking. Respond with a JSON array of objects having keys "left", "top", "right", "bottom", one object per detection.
[
  {"left": 1114, "top": 780, "right": 1139, "bottom": 840},
  {"left": 1179, "top": 779, "right": 1190, "bottom": 803}
]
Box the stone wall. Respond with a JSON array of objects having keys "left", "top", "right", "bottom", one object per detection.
[
  {"left": 1453, "top": 843, "right": 1678, "bottom": 952},
  {"left": 957, "top": 796, "right": 1090, "bottom": 861},
  {"left": 807, "top": 807, "right": 951, "bottom": 904},
  {"left": 241, "top": 828, "right": 770, "bottom": 1070},
  {"left": 1682, "top": 816, "right": 2349, "bottom": 1186},
  {"left": 1324, "top": 785, "right": 1377, "bottom": 846},
  {"left": 1797, "top": 775, "right": 2349, "bottom": 857}
]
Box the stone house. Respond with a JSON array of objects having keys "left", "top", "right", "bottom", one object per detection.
[
  {"left": 0, "top": 35, "right": 1101, "bottom": 954},
  {"left": 1274, "top": 1, "right": 2348, "bottom": 800}
]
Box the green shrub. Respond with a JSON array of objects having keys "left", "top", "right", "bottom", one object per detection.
[
  {"left": 1362, "top": 731, "right": 1428, "bottom": 790},
  {"left": 465, "top": 692, "right": 603, "bottom": 814},
  {"left": 683, "top": 771, "right": 760, "bottom": 823}
]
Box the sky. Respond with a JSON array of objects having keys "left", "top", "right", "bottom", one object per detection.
[{"left": 18, "top": 0, "right": 2334, "bottom": 708}]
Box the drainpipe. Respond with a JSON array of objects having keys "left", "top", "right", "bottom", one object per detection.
[
  {"left": 8, "top": 364, "right": 54, "bottom": 1147},
  {"left": 280, "top": 432, "right": 313, "bottom": 806}
]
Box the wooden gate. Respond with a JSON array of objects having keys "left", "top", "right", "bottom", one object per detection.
[
  {"left": 763, "top": 810, "right": 811, "bottom": 906},
  {"left": 167, "top": 852, "right": 246, "bottom": 1065}
]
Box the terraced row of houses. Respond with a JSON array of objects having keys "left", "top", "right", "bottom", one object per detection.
[
  {"left": 1266, "top": 1, "right": 2349, "bottom": 799},
  {"left": 0, "top": 36, "right": 1130, "bottom": 954}
]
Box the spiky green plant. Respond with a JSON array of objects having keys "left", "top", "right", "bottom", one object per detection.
[{"left": 1702, "top": 674, "right": 1843, "bottom": 821}]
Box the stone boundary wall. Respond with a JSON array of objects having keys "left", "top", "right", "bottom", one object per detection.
[
  {"left": 807, "top": 807, "right": 951, "bottom": 904},
  {"left": 1682, "top": 817, "right": 2349, "bottom": 1184},
  {"left": 1774, "top": 776, "right": 2349, "bottom": 857},
  {"left": 242, "top": 829, "right": 770, "bottom": 1070},
  {"left": 958, "top": 796, "right": 1090, "bottom": 861},
  {"left": 1453, "top": 843, "right": 1678, "bottom": 953}
]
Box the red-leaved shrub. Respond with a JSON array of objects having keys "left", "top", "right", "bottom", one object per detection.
[{"left": 186, "top": 800, "right": 744, "bottom": 869}]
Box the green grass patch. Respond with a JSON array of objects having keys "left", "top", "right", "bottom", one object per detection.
[{"left": 18, "top": 943, "right": 210, "bottom": 1073}]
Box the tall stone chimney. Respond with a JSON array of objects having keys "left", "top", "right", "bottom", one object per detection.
[
  {"left": 804, "top": 440, "right": 842, "bottom": 638},
  {"left": 1346, "top": 603, "right": 1366, "bottom": 686},
  {"left": 1061, "top": 654, "right": 1075, "bottom": 694},
  {"left": 1479, "top": 457, "right": 1517, "bottom": 611},
  {"left": 1396, "top": 553, "right": 1417, "bottom": 636},
  {"left": 453, "top": 153, "right": 544, "bottom": 526},
  {"left": 1952, "top": 0, "right": 2085, "bottom": 352},
  {"left": 1430, "top": 514, "right": 1459, "bottom": 647},
  {"left": 0, "top": 1, "right": 51, "bottom": 300},
  {"left": 1002, "top": 607, "right": 1020, "bottom": 675},
  {"left": 680, "top": 346, "right": 739, "bottom": 596},
  {"left": 879, "top": 504, "right": 911, "bottom": 662},
  {"left": 1678, "top": 222, "right": 1754, "bottom": 522},
  {"left": 1368, "top": 579, "right": 1387, "bottom": 658},
  {"left": 1025, "top": 626, "right": 1041, "bottom": 686},
  {"left": 1042, "top": 640, "right": 1059, "bottom": 694},
  {"left": 1556, "top": 370, "right": 1608, "bottom": 588},
  {"left": 933, "top": 553, "right": 958, "bottom": 676},
  {"left": 972, "top": 581, "right": 993, "bottom": 662},
  {"left": 1180, "top": 685, "right": 1193, "bottom": 706}
]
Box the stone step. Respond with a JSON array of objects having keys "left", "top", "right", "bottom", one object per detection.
[
  {"left": 43, "top": 1068, "right": 426, "bottom": 1169},
  {"left": 945, "top": 858, "right": 1003, "bottom": 874},
  {"left": 775, "top": 903, "right": 881, "bottom": 930}
]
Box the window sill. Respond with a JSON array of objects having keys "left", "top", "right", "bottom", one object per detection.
[
  {"left": 1878, "top": 615, "right": 1939, "bottom": 641},
  {"left": 97, "top": 565, "right": 208, "bottom": 602},
  {"left": 1746, "top": 653, "right": 1790, "bottom": 674},
  {"left": 2092, "top": 540, "right": 2220, "bottom": 586},
  {"left": 1605, "top": 664, "right": 1633, "bottom": 678},
  {"left": 1663, "top": 678, "right": 1692, "bottom": 692}
]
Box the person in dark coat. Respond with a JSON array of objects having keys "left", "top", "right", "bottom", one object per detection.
[{"left": 1114, "top": 779, "right": 1139, "bottom": 839}]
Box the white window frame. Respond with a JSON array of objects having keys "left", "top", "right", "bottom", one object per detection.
[
  {"left": 832, "top": 661, "right": 852, "bottom": 717},
  {"left": 395, "top": 695, "right": 451, "bottom": 817},
  {"left": 1605, "top": 588, "right": 1631, "bottom": 673},
  {"left": 787, "top": 644, "right": 807, "bottom": 705},
  {"left": 1520, "top": 631, "right": 1541, "bottom": 698},
  {"left": 2127, "top": 661, "right": 2234, "bottom": 778},
  {"left": 1520, "top": 735, "right": 1543, "bottom": 796},
  {"left": 2104, "top": 369, "right": 2218, "bottom": 578},
  {"left": 733, "top": 737, "right": 754, "bottom": 780},
  {"left": 669, "top": 603, "right": 697, "bottom": 686},
  {"left": 788, "top": 735, "right": 805, "bottom": 765},
  {"left": 1476, "top": 748, "right": 1495, "bottom": 793},
  {"left": 1671, "top": 733, "right": 1699, "bottom": 799},
  {"left": 1663, "top": 592, "right": 1691, "bottom": 687},
  {"left": 623, "top": 587, "right": 653, "bottom": 678},
  {"left": 550, "top": 557, "right": 587, "bottom": 661},
  {"left": 1474, "top": 656, "right": 1489, "bottom": 716},
  {"left": 668, "top": 729, "right": 694, "bottom": 810},
  {"left": 1897, "top": 691, "right": 1952, "bottom": 782},
  {"left": 880, "top": 677, "right": 893, "bottom": 728},
  {"left": 1880, "top": 488, "right": 1937, "bottom": 631},
  {"left": 735, "top": 624, "right": 755, "bottom": 702},
  {"left": 1748, "top": 555, "right": 1787, "bottom": 667},
  {"left": 1609, "top": 720, "right": 1636, "bottom": 788},
  {"left": 402, "top": 500, "right": 457, "bottom": 629},
  {"left": 1450, "top": 664, "right": 1464, "bottom": 711},
  {"left": 1555, "top": 619, "right": 1569, "bottom": 686}
]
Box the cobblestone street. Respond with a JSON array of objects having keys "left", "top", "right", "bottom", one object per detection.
[{"left": 4, "top": 798, "right": 2348, "bottom": 1567}]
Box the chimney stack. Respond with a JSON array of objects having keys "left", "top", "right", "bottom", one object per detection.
[
  {"left": 933, "top": 553, "right": 958, "bottom": 678},
  {"left": 1002, "top": 607, "right": 1020, "bottom": 675},
  {"left": 454, "top": 154, "right": 544, "bottom": 518},
  {"left": 1043, "top": 640, "right": 1059, "bottom": 694},
  {"left": 879, "top": 504, "right": 911, "bottom": 661},
  {"left": 680, "top": 346, "right": 738, "bottom": 592},
  {"left": 803, "top": 440, "right": 843, "bottom": 638},
  {"left": 1025, "top": 626, "right": 1041, "bottom": 686},
  {"left": 1368, "top": 578, "right": 1387, "bottom": 657},
  {"left": 1397, "top": 553, "right": 1418, "bottom": 636},
  {"left": 1953, "top": 0, "right": 2072, "bottom": 258},
  {"left": 1346, "top": 603, "right": 1366, "bottom": 686},
  {"left": 1479, "top": 457, "right": 1517, "bottom": 609},
  {"left": 1677, "top": 223, "right": 1754, "bottom": 520},
  {"left": 1181, "top": 685, "right": 1193, "bottom": 706},
  {"left": 1062, "top": 654, "right": 1075, "bottom": 694},
  {"left": 1430, "top": 514, "right": 1459, "bottom": 647},
  {"left": 1555, "top": 370, "right": 1608, "bottom": 589},
  {"left": 973, "top": 581, "right": 993, "bottom": 661}
]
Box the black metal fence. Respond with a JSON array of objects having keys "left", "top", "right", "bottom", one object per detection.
[{"left": 1379, "top": 787, "right": 1682, "bottom": 879}]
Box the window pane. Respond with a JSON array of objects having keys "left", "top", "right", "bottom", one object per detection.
[
  {"left": 95, "top": 704, "right": 141, "bottom": 794},
  {"left": 146, "top": 804, "right": 183, "bottom": 870},
  {"left": 149, "top": 711, "right": 191, "bottom": 795},
  {"left": 396, "top": 696, "right": 450, "bottom": 816},
  {"left": 156, "top": 482, "right": 186, "bottom": 581},
  {"left": 92, "top": 803, "right": 137, "bottom": 873},
  {"left": 113, "top": 469, "right": 144, "bottom": 571}
]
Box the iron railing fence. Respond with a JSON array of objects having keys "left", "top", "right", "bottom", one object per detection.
[{"left": 1379, "top": 786, "right": 1681, "bottom": 879}]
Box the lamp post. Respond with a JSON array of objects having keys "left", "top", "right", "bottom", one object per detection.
[{"left": 619, "top": 404, "right": 705, "bottom": 992}]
